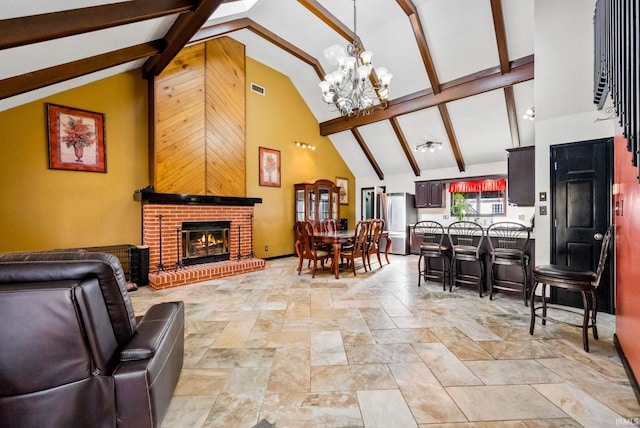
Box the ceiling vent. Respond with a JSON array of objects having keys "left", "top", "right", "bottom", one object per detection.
[{"left": 250, "top": 83, "right": 265, "bottom": 96}]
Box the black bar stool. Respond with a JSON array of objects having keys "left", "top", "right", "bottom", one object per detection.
[
  {"left": 448, "top": 221, "right": 485, "bottom": 297},
  {"left": 529, "top": 226, "right": 614, "bottom": 352},
  {"left": 414, "top": 221, "right": 450, "bottom": 289},
  {"left": 486, "top": 222, "right": 531, "bottom": 305}
]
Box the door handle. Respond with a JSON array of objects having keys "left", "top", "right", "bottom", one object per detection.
[{"left": 594, "top": 233, "right": 604, "bottom": 241}]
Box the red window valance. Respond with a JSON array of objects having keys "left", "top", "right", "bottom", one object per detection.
[{"left": 448, "top": 178, "right": 506, "bottom": 193}]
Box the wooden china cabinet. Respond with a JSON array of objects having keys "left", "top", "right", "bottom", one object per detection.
[{"left": 294, "top": 179, "right": 340, "bottom": 231}]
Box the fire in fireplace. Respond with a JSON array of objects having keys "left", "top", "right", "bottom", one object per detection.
[{"left": 182, "top": 221, "right": 230, "bottom": 265}]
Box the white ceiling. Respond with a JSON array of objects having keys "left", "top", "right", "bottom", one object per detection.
[{"left": 0, "top": 0, "right": 541, "bottom": 181}]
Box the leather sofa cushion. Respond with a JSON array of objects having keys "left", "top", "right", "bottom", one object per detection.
[
  {"left": 0, "top": 281, "right": 93, "bottom": 396},
  {"left": 0, "top": 251, "right": 137, "bottom": 346}
]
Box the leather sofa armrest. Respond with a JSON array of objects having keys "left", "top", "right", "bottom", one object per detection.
[
  {"left": 114, "top": 301, "right": 184, "bottom": 428},
  {"left": 120, "top": 301, "right": 182, "bottom": 362}
]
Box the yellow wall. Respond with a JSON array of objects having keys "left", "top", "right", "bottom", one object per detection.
[
  {"left": 0, "top": 60, "right": 353, "bottom": 258},
  {"left": 246, "top": 58, "right": 354, "bottom": 258},
  {"left": 0, "top": 71, "right": 149, "bottom": 252}
]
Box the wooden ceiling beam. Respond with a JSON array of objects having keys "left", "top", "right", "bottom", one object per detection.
[
  {"left": 297, "top": 0, "right": 385, "bottom": 99},
  {"left": 0, "top": 42, "right": 162, "bottom": 100},
  {"left": 390, "top": 117, "right": 421, "bottom": 176},
  {"left": 0, "top": 0, "right": 194, "bottom": 50},
  {"left": 320, "top": 56, "right": 534, "bottom": 135},
  {"left": 504, "top": 86, "right": 521, "bottom": 148},
  {"left": 191, "top": 18, "right": 327, "bottom": 80},
  {"left": 299, "top": 0, "right": 439, "bottom": 176},
  {"left": 438, "top": 104, "right": 465, "bottom": 172},
  {"left": 490, "top": 0, "right": 510, "bottom": 74},
  {"left": 143, "top": 0, "right": 224, "bottom": 77},
  {"left": 297, "top": 0, "right": 356, "bottom": 43},
  {"left": 351, "top": 128, "right": 384, "bottom": 180},
  {"left": 396, "top": 0, "right": 441, "bottom": 94}
]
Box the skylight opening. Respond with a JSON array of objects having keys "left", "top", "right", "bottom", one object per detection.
[{"left": 210, "top": 0, "right": 259, "bottom": 20}]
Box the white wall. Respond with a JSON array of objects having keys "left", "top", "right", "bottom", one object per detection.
[{"left": 533, "top": 0, "right": 614, "bottom": 265}]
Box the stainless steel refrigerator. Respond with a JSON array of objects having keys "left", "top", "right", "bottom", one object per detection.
[{"left": 381, "top": 193, "right": 417, "bottom": 255}]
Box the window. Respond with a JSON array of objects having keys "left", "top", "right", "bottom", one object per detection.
[{"left": 449, "top": 179, "right": 507, "bottom": 218}]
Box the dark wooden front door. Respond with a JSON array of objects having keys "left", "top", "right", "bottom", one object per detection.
[{"left": 551, "top": 138, "right": 613, "bottom": 313}]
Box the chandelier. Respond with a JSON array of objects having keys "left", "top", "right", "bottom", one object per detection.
[
  {"left": 414, "top": 141, "right": 443, "bottom": 153},
  {"left": 318, "top": 0, "right": 393, "bottom": 118}
]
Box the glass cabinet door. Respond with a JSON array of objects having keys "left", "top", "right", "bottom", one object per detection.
[
  {"left": 295, "top": 180, "right": 341, "bottom": 233},
  {"left": 319, "top": 187, "right": 330, "bottom": 220},
  {"left": 331, "top": 192, "right": 339, "bottom": 221},
  {"left": 308, "top": 190, "right": 316, "bottom": 221},
  {"left": 296, "top": 189, "right": 305, "bottom": 221}
]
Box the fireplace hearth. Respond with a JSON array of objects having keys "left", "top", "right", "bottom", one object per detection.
[
  {"left": 182, "top": 221, "right": 230, "bottom": 265},
  {"left": 137, "top": 190, "right": 265, "bottom": 288}
]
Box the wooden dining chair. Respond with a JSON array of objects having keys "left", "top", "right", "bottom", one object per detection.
[
  {"left": 340, "top": 220, "right": 370, "bottom": 276},
  {"left": 529, "top": 226, "right": 614, "bottom": 352},
  {"left": 366, "top": 219, "right": 385, "bottom": 270},
  {"left": 321, "top": 219, "right": 337, "bottom": 232},
  {"left": 294, "top": 221, "right": 331, "bottom": 278}
]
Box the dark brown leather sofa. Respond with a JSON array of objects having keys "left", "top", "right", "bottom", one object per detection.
[{"left": 0, "top": 251, "right": 184, "bottom": 428}]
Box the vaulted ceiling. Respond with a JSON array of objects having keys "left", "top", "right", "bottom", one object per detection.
[{"left": 0, "top": 0, "right": 534, "bottom": 181}]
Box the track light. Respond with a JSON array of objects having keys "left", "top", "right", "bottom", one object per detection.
[
  {"left": 414, "top": 141, "right": 443, "bottom": 153},
  {"left": 295, "top": 141, "right": 316, "bottom": 150},
  {"left": 522, "top": 107, "right": 535, "bottom": 121}
]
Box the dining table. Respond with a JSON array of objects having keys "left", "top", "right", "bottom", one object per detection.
[{"left": 314, "top": 230, "right": 391, "bottom": 279}]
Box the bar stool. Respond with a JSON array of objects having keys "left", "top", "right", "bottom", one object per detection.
[
  {"left": 448, "top": 221, "right": 485, "bottom": 297},
  {"left": 413, "top": 221, "right": 450, "bottom": 289},
  {"left": 529, "top": 226, "right": 613, "bottom": 352},
  {"left": 486, "top": 222, "right": 530, "bottom": 305}
]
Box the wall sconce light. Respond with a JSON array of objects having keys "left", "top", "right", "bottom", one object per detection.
[
  {"left": 414, "top": 141, "right": 443, "bottom": 153},
  {"left": 295, "top": 141, "right": 316, "bottom": 150},
  {"left": 522, "top": 107, "right": 535, "bottom": 120}
]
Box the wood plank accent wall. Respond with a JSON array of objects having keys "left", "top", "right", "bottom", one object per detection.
[
  {"left": 153, "top": 37, "right": 246, "bottom": 196},
  {"left": 205, "top": 38, "right": 246, "bottom": 196}
]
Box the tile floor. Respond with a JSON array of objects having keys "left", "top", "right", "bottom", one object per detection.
[{"left": 130, "top": 255, "right": 640, "bottom": 428}]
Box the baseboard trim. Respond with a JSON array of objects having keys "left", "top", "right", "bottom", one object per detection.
[
  {"left": 263, "top": 254, "right": 296, "bottom": 261},
  {"left": 614, "top": 333, "right": 640, "bottom": 405}
]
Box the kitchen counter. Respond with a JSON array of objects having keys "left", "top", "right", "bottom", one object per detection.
[{"left": 410, "top": 230, "right": 535, "bottom": 297}]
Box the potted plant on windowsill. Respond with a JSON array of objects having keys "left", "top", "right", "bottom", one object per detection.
[{"left": 451, "top": 193, "right": 471, "bottom": 221}]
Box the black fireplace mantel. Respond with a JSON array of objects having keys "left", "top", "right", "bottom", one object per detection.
[{"left": 134, "top": 190, "right": 262, "bottom": 206}]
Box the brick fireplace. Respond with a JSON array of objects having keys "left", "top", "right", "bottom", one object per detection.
[{"left": 136, "top": 190, "right": 265, "bottom": 289}]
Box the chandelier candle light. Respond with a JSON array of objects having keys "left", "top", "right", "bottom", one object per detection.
[
  {"left": 319, "top": 0, "right": 393, "bottom": 117},
  {"left": 415, "top": 141, "right": 443, "bottom": 153}
]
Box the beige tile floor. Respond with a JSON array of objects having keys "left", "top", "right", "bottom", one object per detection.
[{"left": 130, "top": 255, "right": 640, "bottom": 428}]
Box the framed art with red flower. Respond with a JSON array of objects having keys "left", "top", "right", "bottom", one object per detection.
[
  {"left": 259, "top": 147, "right": 280, "bottom": 187},
  {"left": 47, "top": 103, "right": 106, "bottom": 172}
]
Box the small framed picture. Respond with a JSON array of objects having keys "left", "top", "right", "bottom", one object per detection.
[
  {"left": 336, "top": 177, "right": 348, "bottom": 205},
  {"left": 47, "top": 103, "right": 106, "bottom": 173},
  {"left": 259, "top": 147, "right": 281, "bottom": 187}
]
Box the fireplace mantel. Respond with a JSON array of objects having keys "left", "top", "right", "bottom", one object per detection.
[
  {"left": 134, "top": 190, "right": 262, "bottom": 206},
  {"left": 138, "top": 193, "right": 265, "bottom": 288}
]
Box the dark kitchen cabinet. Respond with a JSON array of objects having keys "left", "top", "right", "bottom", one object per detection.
[
  {"left": 415, "top": 181, "right": 444, "bottom": 208},
  {"left": 507, "top": 146, "right": 535, "bottom": 206}
]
